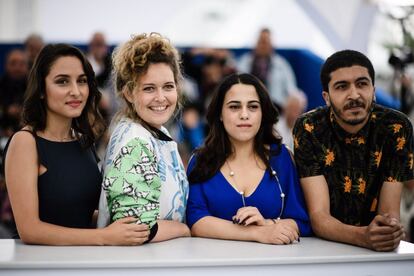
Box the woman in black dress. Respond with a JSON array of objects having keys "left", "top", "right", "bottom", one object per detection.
[{"left": 4, "top": 44, "right": 150, "bottom": 245}]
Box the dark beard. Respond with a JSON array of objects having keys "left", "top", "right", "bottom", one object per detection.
[{"left": 331, "top": 99, "right": 371, "bottom": 126}]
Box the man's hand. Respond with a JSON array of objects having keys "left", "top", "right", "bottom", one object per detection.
[{"left": 364, "top": 214, "right": 404, "bottom": 251}]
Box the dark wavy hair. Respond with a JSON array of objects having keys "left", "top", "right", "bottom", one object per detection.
[
  {"left": 320, "top": 49, "right": 375, "bottom": 92},
  {"left": 188, "top": 73, "right": 282, "bottom": 184},
  {"left": 22, "top": 43, "right": 106, "bottom": 148}
]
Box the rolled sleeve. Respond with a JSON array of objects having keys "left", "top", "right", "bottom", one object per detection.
[
  {"left": 103, "top": 138, "right": 161, "bottom": 228},
  {"left": 293, "top": 116, "right": 322, "bottom": 178}
]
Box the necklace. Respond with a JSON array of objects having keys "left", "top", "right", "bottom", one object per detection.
[
  {"left": 226, "top": 161, "right": 246, "bottom": 206},
  {"left": 226, "top": 160, "right": 285, "bottom": 220},
  {"left": 44, "top": 128, "right": 75, "bottom": 142}
]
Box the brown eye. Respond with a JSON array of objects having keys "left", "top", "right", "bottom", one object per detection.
[
  {"left": 335, "top": 84, "right": 347, "bottom": 90},
  {"left": 164, "top": 84, "right": 175, "bottom": 90},
  {"left": 56, "top": 78, "right": 69, "bottom": 85},
  {"left": 78, "top": 77, "right": 88, "bottom": 84}
]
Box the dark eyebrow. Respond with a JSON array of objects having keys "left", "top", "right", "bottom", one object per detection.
[
  {"left": 332, "top": 80, "right": 348, "bottom": 87},
  {"left": 248, "top": 100, "right": 261, "bottom": 104},
  {"left": 53, "top": 74, "right": 70, "bottom": 79},
  {"left": 53, "top": 74, "right": 87, "bottom": 79},
  {"left": 333, "top": 76, "right": 371, "bottom": 87},
  {"left": 225, "top": 100, "right": 260, "bottom": 105},
  {"left": 226, "top": 100, "right": 241, "bottom": 105},
  {"left": 356, "top": 77, "right": 370, "bottom": 82}
]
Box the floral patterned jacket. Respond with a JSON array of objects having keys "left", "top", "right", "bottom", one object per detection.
[{"left": 97, "top": 118, "right": 188, "bottom": 228}]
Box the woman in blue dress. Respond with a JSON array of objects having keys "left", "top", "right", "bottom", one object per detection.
[{"left": 187, "top": 73, "right": 312, "bottom": 244}]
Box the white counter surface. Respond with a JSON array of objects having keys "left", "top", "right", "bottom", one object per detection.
[{"left": 0, "top": 237, "right": 413, "bottom": 275}]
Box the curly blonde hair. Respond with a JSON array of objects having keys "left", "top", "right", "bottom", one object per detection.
[{"left": 112, "top": 33, "right": 183, "bottom": 122}]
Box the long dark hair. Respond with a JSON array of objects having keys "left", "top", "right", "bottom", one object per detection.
[
  {"left": 22, "top": 43, "right": 106, "bottom": 148},
  {"left": 188, "top": 73, "right": 282, "bottom": 184}
]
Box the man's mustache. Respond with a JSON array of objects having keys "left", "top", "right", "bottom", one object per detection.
[{"left": 344, "top": 100, "right": 365, "bottom": 110}]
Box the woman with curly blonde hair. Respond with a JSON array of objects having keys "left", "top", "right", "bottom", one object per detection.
[{"left": 97, "top": 33, "right": 190, "bottom": 244}]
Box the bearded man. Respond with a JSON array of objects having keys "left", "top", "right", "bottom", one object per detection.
[{"left": 293, "top": 50, "right": 413, "bottom": 251}]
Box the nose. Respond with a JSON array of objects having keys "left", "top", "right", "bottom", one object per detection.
[
  {"left": 154, "top": 88, "right": 166, "bottom": 102},
  {"left": 348, "top": 84, "right": 360, "bottom": 100},
  {"left": 240, "top": 106, "right": 249, "bottom": 120},
  {"left": 69, "top": 82, "right": 81, "bottom": 97}
]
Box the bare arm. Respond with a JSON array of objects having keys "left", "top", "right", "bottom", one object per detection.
[
  {"left": 151, "top": 220, "right": 190, "bottom": 243},
  {"left": 377, "top": 181, "right": 403, "bottom": 220},
  {"left": 5, "top": 132, "right": 149, "bottom": 246},
  {"left": 301, "top": 175, "right": 403, "bottom": 251},
  {"left": 191, "top": 216, "right": 298, "bottom": 245}
]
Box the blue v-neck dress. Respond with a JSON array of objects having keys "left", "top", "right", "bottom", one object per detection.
[{"left": 186, "top": 144, "right": 312, "bottom": 236}]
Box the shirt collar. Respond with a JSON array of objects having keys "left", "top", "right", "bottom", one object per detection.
[{"left": 146, "top": 124, "right": 173, "bottom": 142}]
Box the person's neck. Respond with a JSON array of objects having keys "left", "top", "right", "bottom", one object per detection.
[
  {"left": 255, "top": 53, "right": 271, "bottom": 59},
  {"left": 335, "top": 116, "right": 368, "bottom": 134},
  {"left": 42, "top": 117, "right": 73, "bottom": 141},
  {"left": 286, "top": 117, "right": 296, "bottom": 129},
  {"left": 229, "top": 141, "right": 256, "bottom": 162}
]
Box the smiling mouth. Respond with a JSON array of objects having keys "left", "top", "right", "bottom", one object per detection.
[{"left": 150, "top": 106, "right": 168, "bottom": 112}]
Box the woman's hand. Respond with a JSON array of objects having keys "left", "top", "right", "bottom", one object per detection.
[
  {"left": 254, "top": 219, "right": 299, "bottom": 245},
  {"left": 102, "top": 217, "right": 150, "bottom": 245},
  {"left": 232, "top": 206, "right": 273, "bottom": 226}
]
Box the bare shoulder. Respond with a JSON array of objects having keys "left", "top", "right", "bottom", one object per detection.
[
  {"left": 5, "top": 128, "right": 39, "bottom": 182},
  {"left": 9, "top": 129, "right": 35, "bottom": 147},
  {"left": 6, "top": 128, "right": 37, "bottom": 158}
]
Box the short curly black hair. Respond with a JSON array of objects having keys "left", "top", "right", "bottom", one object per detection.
[{"left": 320, "top": 49, "right": 375, "bottom": 92}]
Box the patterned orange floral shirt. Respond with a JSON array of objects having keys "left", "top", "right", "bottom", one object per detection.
[{"left": 293, "top": 104, "right": 413, "bottom": 226}]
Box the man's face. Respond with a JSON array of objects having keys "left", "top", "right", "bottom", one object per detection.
[
  {"left": 5, "top": 50, "right": 28, "bottom": 80},
  {"left": 89, "top": 33, "right": 108, "bottom": 60},
  {"left": 255, "top": 31, "right": 273, "bottom": 57},
  {"left": 322, "top": 65, "right": 375, "bottom": 133}
]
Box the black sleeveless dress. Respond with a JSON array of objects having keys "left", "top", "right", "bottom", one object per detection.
[{"left": 4, "top": 131, "right": 102, "bottom": 238}]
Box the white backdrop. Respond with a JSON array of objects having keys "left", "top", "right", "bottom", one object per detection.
[{"left": 0, "top": 0, "right": 387, "bottom": 58}]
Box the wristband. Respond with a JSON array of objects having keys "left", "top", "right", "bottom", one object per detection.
[{"left": 144, "top": 222, "right": 158, "bottom": 244}]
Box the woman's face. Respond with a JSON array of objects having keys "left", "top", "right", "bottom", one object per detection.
[
  {"left": 221, "top": 83, "right": 262, "bottom": 145},
  {"left": 126, "top": 63, "right": 178, "bottom": 129},
  {"left": 44, "top": 56, "right": 89, "bottom": 122}
]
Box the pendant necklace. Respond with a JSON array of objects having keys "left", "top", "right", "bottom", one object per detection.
[{"left": 226, "top": 160, "right": 285, "bottom": 220}]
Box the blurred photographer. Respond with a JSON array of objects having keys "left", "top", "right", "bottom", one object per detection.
[{"left": 389, "top": 47, "right": 414, "bottom": 114}]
